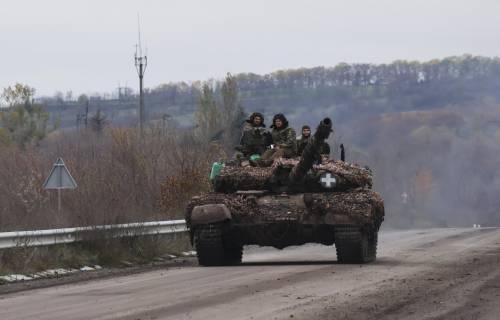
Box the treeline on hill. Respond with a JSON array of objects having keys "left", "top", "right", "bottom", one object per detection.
[
  {"left": 150, "top": 55, "right": 500, "bottom": 118},
  {"left": 39, "top": 55, "right": 500, "bottom": 129}
]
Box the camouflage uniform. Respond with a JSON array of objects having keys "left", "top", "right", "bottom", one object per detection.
[
  {"left": 262, "top": 114, "right": 297, "bottom": 160},
  {"left": 296, "top": 135, "right": 330, "bottom": 156},
  {"left": 235, "top": 112, "right": 270, "bottom": 157}
]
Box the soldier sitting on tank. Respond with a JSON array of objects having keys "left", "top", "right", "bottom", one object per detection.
[
  {"left": 296, "top": 124, "right": 331, "bottom": 157},
  {"left": 235, "top": 112, "right": 271, "bottom": 158},
  {"left": 261, "top": 113, "right": 297, "bottom": 161}
]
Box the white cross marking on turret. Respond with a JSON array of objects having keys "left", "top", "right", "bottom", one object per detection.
[{"left": 320, "top": 173, "right": 336, "bottom": 188}]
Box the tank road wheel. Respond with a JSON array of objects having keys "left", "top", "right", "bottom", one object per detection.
[
  {"left": 335, "top": 226, "right": 378, "bottom": 264},
  {"left": 193, "top": 224, "right": 243, "bottom": 266},
  {"left": 224, "top": 246, "right": 243, "bottom": 265}
]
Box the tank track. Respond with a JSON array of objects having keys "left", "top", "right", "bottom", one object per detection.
[
  {"left": 334, "top": 225, "right": 378, "bottom": 264},
  {"left": 193, "top": 223, "right": 243, "bottom": 266}
]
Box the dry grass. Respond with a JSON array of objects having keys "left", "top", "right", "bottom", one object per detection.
[
  {"left": 0, "top": 234, "right": 192, "bottom": 276},
  {"left": 0, "top": 126, "right": 223, "bottom": 232}
]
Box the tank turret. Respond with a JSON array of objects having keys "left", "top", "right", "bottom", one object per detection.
[{"left": 213, "top": 117, "right": 371, "bottom": 193}]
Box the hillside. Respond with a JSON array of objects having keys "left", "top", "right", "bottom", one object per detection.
[{"left": 39, "top": 55, "right": 500, "bottom": 129}]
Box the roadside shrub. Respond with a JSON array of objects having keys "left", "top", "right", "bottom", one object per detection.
[{"left": 0, "top": 126, "right": 222, "bottom": 231}]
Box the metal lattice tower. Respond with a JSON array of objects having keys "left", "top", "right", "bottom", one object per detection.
[{"left": 134, "top": 14, "right": 147, "bottom": 136}]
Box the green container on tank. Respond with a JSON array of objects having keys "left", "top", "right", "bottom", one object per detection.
[
  {"left": 249, "top": 154, "right": 261, "bottom": 162},
  {"left": 209, "top": 162, "right": 224, "bottom": 181}
]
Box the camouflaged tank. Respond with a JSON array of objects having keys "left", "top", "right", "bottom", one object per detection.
[{"left": 186, "top": 118, "right": 385, "bottom": 266}]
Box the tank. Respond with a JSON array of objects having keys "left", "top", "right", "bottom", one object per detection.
[{"left": 185, "top": 118, "right": 385, "bottom": 266}]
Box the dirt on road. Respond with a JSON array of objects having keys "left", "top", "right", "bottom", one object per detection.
[{"left": 0, "top": 228, "right": 499, "bottom": 320}]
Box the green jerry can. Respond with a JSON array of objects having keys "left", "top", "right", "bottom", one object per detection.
[{"left": 209, "top": 162, "right": 224, "bottom": 181}]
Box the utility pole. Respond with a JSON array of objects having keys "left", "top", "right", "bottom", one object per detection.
[
  {"left": 162, "top": 114, "right": 171, "bottom": 134},
  {"left": 85, "top": 100, "right": 89, "bottom": 129},
  {"left": 134, "top": 14, "right": 147, "bottom": 136},
  {"left": 76, "top": 100, "right": 89, "bottom": 131},
  {"left": 117, "top": 84, "right": 129, "bottom": 101}
]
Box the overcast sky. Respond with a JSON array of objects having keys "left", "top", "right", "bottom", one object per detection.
[{"left": 1, "top": 0, "right": 499, "bottom": 96}]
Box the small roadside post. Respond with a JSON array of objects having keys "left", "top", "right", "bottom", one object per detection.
[{"left": 43, "top": 158, "right": 77, "bottom": 213}]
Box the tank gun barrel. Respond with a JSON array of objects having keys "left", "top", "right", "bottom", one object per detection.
[
  {"left": 315, "top": 118, "right": 332, "bottom": 140},
  {"left": 289, "top": 117, "right": 332, "bottom": 183}
]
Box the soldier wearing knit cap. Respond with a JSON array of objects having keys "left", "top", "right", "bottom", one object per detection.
[
  {"left": 262, "top": 113, "right": 297, "bottom": 161},
  {"left": 236, "top": 112, "right": 271, "bottom": 157},
  {"left": 296, "top": 124, "right": 331, "bottom": 156}
]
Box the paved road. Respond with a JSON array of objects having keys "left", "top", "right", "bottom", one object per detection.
[{"left": 1, "top": 228, "right": 500, "bottom": 320}]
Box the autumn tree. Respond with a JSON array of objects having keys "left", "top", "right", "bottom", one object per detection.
[
  {"left": 220, "top": 73, "right": 245, "bottom": 146},
  {"left": 89, "top": 109, "right": 108, "bottom": 133},
  {"left": 195, "top": 84, "right": 219, "bottom": 141},
  {"left": 1, "top": 83, "right": 35, "bottom": 107},
  {"left": 0, "top": 83, "right": 49, "bottom": 148},
  {"left": 77, "top": 94, "right": 89, "bottom": 104},
  {"left": 194, "top": 74, "right": 246, "bottom": 147}
]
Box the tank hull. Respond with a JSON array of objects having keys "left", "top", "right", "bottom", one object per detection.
[{"left": 186, "top": 189, "right": 384, "bottom": 250}]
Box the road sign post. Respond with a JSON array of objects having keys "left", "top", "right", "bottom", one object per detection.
[
  {"left": 58, "top": 189, "right": 62, "bottom": 213},
  {"left": 43, "top": 158, "right": 77, "bottom": 213}
]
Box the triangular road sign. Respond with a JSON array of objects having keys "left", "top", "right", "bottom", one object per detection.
[{"left": 43, "top": 158, "right": 77, "bottom": 189}]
